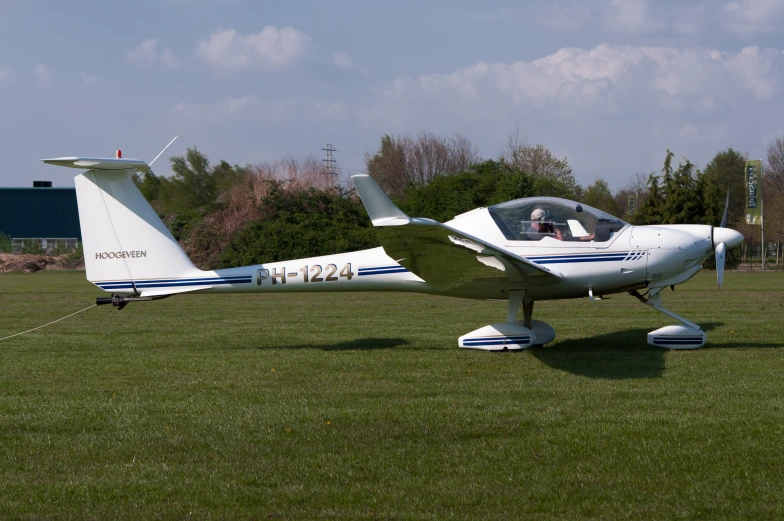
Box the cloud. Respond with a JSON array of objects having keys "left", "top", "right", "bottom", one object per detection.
[
  {"left": 720, "top": 0, "right": 784, "bottom": 34},
  {"left": 80, "top": 72, "right": 98, "bottom": 86},
  {"left": 331, "top": 52, "right": 354, "bottom": 69},
  {"left": 33, "top": 64, "right": 54, "bottom": 89},
  {"left": 672, "top": 2, "right": 708, "bottom": 35},
  {"left": 357, "top": 43, "right": 784, "bottom": 185},
  {"left": 127, "top": 38, "right": 182, "bottom": 70},
  {"left": 0, "top": 66, "right": 12, "bottom": 86},
  {"left": 160, "top": 48, "right": 182, "bottom": 70},
  {"left": 195, "top": 26, "right": 311, "bottom": 72},
  {"left": 366, "top": 44, "right": 784, "bottom": 119},
  {"left": 604, "top": 0, "right": 662, "bottom": 32},
  {"left": 537, "top": 2, "right": 591, "bottom": 31}
]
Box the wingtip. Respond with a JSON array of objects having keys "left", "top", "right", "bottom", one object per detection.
[{"left": 352, "top": 174, "right": 410, "bottom": 226}]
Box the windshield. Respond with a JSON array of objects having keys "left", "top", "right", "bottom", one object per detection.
[{"left": 488, "top": 197, "right": 627, "bottom": 242}]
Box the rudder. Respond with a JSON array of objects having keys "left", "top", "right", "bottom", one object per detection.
[{"left": 43, "top": 157, "right": 202, "bottom": 293}]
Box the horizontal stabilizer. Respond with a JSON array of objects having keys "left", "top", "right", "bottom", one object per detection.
[{"left": 40, "top": 157, "right": 150, "bottom": 172}]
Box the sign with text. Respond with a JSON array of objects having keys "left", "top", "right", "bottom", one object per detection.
[{"left": 745, "top": 160, "right": 763, "bottom": 225}]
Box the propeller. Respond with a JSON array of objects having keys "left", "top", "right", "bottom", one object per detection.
[
  {"left": 711, "top": 190, "right": 742, "bottom": 289},
  {"left": 715, "top": 242, "right": 726, "bottom": 288}
]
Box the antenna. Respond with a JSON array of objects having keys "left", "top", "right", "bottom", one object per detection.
[
  {"left": 149, "top": 136, "right": 182, "bottom": 167},
  {"left": 321, "top": 142, "right": 338, "bottom": 180}
]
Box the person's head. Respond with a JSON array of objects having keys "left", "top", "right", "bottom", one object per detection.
[{"left": 530, "top": 208, "right": 546, "bottom": 231}]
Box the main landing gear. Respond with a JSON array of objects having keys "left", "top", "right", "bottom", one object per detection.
[
  {"left": 458, "top": 291, "right": 557, "bottom": 351},
  {"left": 630, "top": 288, "right": 706, "bottom": 349}
]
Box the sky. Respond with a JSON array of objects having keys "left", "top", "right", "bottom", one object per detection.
[{"left": 2, "top": 0, "right": 784, "bottom": 190}]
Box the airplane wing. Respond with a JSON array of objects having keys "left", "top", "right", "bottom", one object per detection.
[{"left": 352, "top": 175, "right": 561, "bottom": 291}]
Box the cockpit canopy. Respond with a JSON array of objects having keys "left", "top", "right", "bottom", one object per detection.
[{"left": 487, "top": 197, "right": 627, "bottom": 242}]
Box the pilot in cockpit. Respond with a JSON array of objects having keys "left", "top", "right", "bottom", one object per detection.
[{"left": 527, "top": 208, "right": 563, "bottom": 241}]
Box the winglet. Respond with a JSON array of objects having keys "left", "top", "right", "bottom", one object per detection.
[{"left": 352, "top": 174, "right": 410, "bottom": 226}]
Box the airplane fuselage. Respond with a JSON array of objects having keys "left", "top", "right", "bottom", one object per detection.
[{"left": 93, "top": 221, "right": 716, "bottom": 302}]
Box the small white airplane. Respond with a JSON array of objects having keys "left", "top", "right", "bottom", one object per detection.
[{"left": 43, "top": 154, "right": 743, "bottom": 350}]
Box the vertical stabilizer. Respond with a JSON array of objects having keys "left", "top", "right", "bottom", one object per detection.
[{"left": 42, "top": 157, "right": 202, "bottom": 292}]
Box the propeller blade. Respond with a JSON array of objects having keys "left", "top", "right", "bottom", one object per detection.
[
  {"left": 720, "top": 190, "right": 729, "bottom": 228},
  {"left": 716, "top": 242, "right": 726, "bottom": 289}
]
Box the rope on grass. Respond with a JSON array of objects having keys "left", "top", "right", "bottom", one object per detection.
[{"left": 0, "top": 304, "right": 97, "bottom": 342}]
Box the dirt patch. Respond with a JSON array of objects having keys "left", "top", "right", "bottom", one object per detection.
[{"left": 0, "top": 253, "right": 84, "bottom": 273}]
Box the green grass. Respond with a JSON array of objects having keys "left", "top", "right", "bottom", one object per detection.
[{"left": 1, "top": 271, "right": 784, "bottom": 520}]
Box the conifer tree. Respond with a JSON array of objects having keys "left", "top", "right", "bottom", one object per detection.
[
  {"left": 633, "top": 174, "right": 665, "bottom": 224},
  {"left": 664, "top": 158, "right": 699, "bottom": 224}
]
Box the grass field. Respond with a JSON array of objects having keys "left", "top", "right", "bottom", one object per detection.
[{"left": 1, "top": 271, "right": 783, "bottom": 520}]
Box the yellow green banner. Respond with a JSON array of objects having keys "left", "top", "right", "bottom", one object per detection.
[
  {"left": 745, "top": 160, "right": 762, "bottom": 225},
  {"left": 628, "top": 194, "right": 637, "bottom": 216}
]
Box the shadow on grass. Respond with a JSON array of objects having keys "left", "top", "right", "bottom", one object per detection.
[
  {"left": 531, "top": 322, "right": 725, "bottom": 380},
  {"left": 256, "top": 337, "right": 411, "bottom": 351}
]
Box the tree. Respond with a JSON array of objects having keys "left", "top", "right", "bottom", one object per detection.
[
  {"left": 218, "top": 183, "right": 378, "bottom": 267},
  {"left": 664, "top": 158, "right": 700, "bottom": 224},
  {"left": 633, "top": 174, "right": 665, "bottom": 225},
  {"left": 613, "top": 172, "right": 649, "bottom": 220},
  {"left": 132, "top": 170, "right": 165, "bottom": 206},
  {"left": 365, "top": 135, "right": 407, "bottom": 200},
  {"left": 365, "top": 133, "right": 480, "bottom": 200},
  {"left": 583, "top": 179, "right": 618, "bottom": 215},
  {"left": 399, "top": 160, "right": 534, "bottom": 222},
  {"left": 162, "top": 148, "right": 247, "bottom": 213},
  {"left": 765, "top": 137, "right": 784, "bottom": 264},
  {"left": 502, "top": 129, "right": 582, "bottom": 200},
  {"left": 695, "top": 169, "right": 724, "bottom": 226},
  {"left": 766, "top": 136, "right": 784, "bottom": 197},
  {"left": 702, "top": 148, "right": 747, "bottom": 227},
  {"left": 766, "top": 192, "right": 784, "bottom": 265}
]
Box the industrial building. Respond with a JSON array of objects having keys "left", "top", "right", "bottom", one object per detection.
[{"left": 0, "top": 182, "right": 81, "bottom": 252}]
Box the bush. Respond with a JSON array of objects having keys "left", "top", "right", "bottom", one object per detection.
[
  {"left": 0, "top": 231, "right": 10, "bottom": 253},
  {"left": 218, "top": 183, "right": 379, "bottom": 267},
  {"left": 399, "top": 160, "right": 534, "bottom": 221}
]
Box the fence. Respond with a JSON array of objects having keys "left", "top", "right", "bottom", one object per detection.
[{"left": 10, "top": 238, "right": 79, "bottom": 253}]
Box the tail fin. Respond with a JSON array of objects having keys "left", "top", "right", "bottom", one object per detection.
[{"left": 41, "top": 157, "right": 202, "bottom": 293}]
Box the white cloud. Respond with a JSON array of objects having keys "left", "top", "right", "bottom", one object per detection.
[
  {"left": 720, "top": 0, "right": 784, "bottom": 34},
  {"left": 0, "top": 66, "right": 13, "bottom": 86},
  {"left": 33, "top": 64, "right": 54, "bottom": 89},
  {"left": 356, "top": 43, "right": 784, "bottom": 185},
  {"left": 604, "top": 0, "right": 662, "bottom": 33},
  {"left": 366, "top": 44, "right": 784, "bottom": 119},
  {"left": 722, "top": 46, "right": 781, "bottom": 100},
  {"left": 537, "top": 2, "right": 591, "bottom": 31},
  {"left": 160, "top": 48, "right": 182, "bottom": 70},
  {"left": 331, "top": 52, "right": 354, "bottom": 69},
  {"left": 127, "top": 38, "right": 182, "bottom": 70},
  {"left": 672, "top": 2, "right": 708, "bottom": 35},
  {"left": 80, "top": 72, "right": 98, "bottom": 86},
  {"left": 195, "top": 26, "right": 311, "bottom": 72}
]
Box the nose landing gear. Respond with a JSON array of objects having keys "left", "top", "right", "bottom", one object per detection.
[{"left": 630, "top": 288, "right": 706, "bottom": 349}]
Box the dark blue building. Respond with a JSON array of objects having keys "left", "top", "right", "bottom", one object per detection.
[{"left": 0, "top": 185, "right": 81, "bottom": 251}]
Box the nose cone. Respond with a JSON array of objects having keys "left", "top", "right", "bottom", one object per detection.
[{"left": 713, "top": 227, "right": 743, "bottom": 249}]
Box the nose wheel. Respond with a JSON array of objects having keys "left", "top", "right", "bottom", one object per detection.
[{"left": 630, "top": 288, "right": 706, "bottom": 349}]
